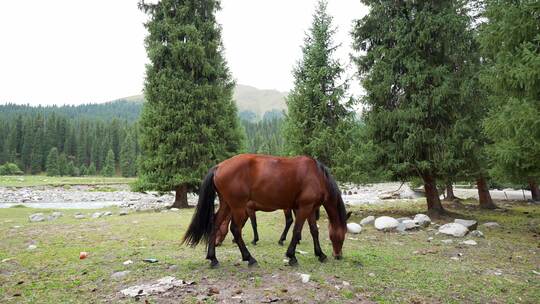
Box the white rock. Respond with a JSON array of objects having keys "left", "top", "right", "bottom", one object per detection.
[
  {"left": 413, "top": 214, "right": 431, "bottom": 227},
  {"left": 120, "top": 276, "right": 184, "bottom": 297},
  {"left": 441, "top": 239, "right": 453, "bottom": 244},
  {"left": 74, "top": 214, "right": 86, "bottom": 219},
  {"left": 91, "top": 212, "right": 103, "bottom": 219},
  {"left": 48, "top": 212, "right": 63, "bottom": 220},
  {"left": 469, "top": 230, "right": 484, "bottom": 238},
  {"left": 29, "top": 213, "right": 46, "bottom": 222},
  {"left": 438, "top": 223, "right": 469, "bottom": 237},
  {"left": 27, "top": 244, "right": 37, "bottom": 250},
  {"left": 359, "top": 216, "right": 375, "bottom": 226},
  {"left": 119, "top": 210, "right": 128, "bottom": 216},
  {"left": 103, "top": 211, "right": 113, "bottom": 216},
  {"left": 299, "top": 273, "right": 310, "bottom": 283},
  {"left": 460, "top": 239, "right": 477, "bottom": 246},
  {"left": 396, "top": 217, "right": 412, "bottom": 223},
  {"left": 454, "top": 219, "right": 478, "bottom": 230},
  {"left": 482, "top": 222, "right": 500, "bottom": 229},
  {"left": 374, "top": 216, "right": 399, "bottom": 231},
  {"left": 347, "top": 223, "right": 362, "bottom": 234},
  {"left": 123, "top": 260, "right": 133, "bottom": 265},
  {"left": 111, "top": 270, "right": 131, "bottom": 280},
  {"left": 368, "top": 272, "right": 375, "bottom": 277}
]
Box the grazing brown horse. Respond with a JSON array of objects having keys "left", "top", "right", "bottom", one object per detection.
[{"left": 183, "top": 154, "right": 349, "bottom": 267}]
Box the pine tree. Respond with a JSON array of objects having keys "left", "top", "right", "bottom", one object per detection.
[
  {"left": 353, "top": 0, "right": 473, "bottom": 214},
  {"left": 102, "top": 149, "right": 115, "bottom": 177},
  {"left": 58, "top": 153, "right": 68, "bottom": 176},
  {"left": 137, "top": 0, "right": 245, "bottom": 208},
  {"left": 283, "top": 0, "right": 352, "bottom": 167},
  {"left": 46, "top": 147, "right": 60, "bottom": 176},
  {"left": 80, "top": 164, "right": 88, "bottom": 176},
  {"left": 87, "top": 162, "right": 96, "bottom": 176},
  {"left": 66, "top": 161, "right": 76, "bottom": 177},
  {"left": 479, "top": 0, "right": 540, "bottom": 201},
  {"left": 120, "top": 131, "right": 137, "bottom": 177}
]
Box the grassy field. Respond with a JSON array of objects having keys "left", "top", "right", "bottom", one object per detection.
[
  {"left": 0, "top": 175, "right": 136, "bottom": 187},
  {"left": 0, "top": 200, "right": 539, "bottom": 303}
]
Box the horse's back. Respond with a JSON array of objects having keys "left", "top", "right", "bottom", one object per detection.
[{"left": 214, "top": 154, "right": 324, "bottom": 210}]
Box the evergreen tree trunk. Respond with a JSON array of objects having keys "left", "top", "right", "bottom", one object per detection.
[
  {"left": 423, "top": 174, "right": 445, "bottom": 215},
  {"left": 529, "top": 180, "right": 540, "bottom": 202},
  {"left": 444, "top": 182, "right": 458, "bottom": 201},
  {"left": 477, "top": 176, "right": 497, "bottom": 209},
  {"left": 171, "top": 184, "right": 189, "bottom": 209}
]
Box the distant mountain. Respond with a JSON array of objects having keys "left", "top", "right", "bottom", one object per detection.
[{"left": 116, "top": 84, "right": 287, "bottom": 119}]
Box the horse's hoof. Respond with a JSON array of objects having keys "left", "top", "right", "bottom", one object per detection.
[
  {"left": 318, "top": 254, "right": 327, "bottom": 263},
  {"left": 210, "top": 260, "right": 219, "bottom": 268},
  {"left": 278, "top": 240, "right": 284, "bottom": 246},
  {"left": 288, "top": 258, "right": 298, "bottom": 266},
  {"left": 251, "top": 240, "right": 258, "bottom": 245},
  {"left": 248, "top": 257, "right": 258, "bottom": 267},
  {"left": 334, "top": 254, "right": 342, "bottom": 260}
]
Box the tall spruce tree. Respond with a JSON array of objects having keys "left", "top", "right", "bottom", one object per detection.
[
  {"left": 479, "top": 0, "right": 540, "bottom": 201},
  {"left": 137, "top": 0, "right": 244, "bottom": 208},
  {"left": 283, "top": 0, "right": 352, "bottom": 167},
  {"left": 46, "top": 147, "right": 60, "bottom": 176},
  {"left": 120, "top": 131, "right": 137, "bottom": 177},
  {"left": 353, "top": 1, "right": 473, "bottom": 214},
  {"left": 102, "top": 149, "right": 115, "bottom": 177}
]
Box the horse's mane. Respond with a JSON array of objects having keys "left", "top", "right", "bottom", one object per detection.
[{"left": 315, "top": 160, "right": 347, "bottom": 226}]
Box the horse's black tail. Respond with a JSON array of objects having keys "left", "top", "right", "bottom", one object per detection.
[
  {"left": 315, "top": 160, "right": 347, "bottom": 226},
  {"left": 182, "top": 167, "right": 217, "bottom": 247}
]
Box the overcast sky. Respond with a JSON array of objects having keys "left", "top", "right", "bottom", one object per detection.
[{"left": 0, "top": 0, "right": 367, "bottom": 105}]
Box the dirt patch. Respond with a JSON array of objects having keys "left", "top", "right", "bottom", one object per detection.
[{"left": 111, "top": 271, "right": 374, "bottom": 303}]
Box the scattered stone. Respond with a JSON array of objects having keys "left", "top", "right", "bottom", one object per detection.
[
  {"left": 299, "top": 273, "right": 310, "bottom": 283},
  {"left": 123, "top": 260, "right": 133, "bottom": 265},
  {"left": 359, "top": 216, "right": 375, "bottom": 226},
  {"left": 450, "top": 257, "right": 460, "bottom": 261},
  {"left": 397, "top": 219, "right": 418, "bottom": 232},
  {"left": 460, "top": 239, "right": 477, "bottom": 246},
  {"left": 368, "top": 273, "right": 375, "bottom": 277},
  {"left": 379, "top": 192, "right": 400, "bottom": 200},
  {"left": 374, "top": 216, "right": 399, "bottom": 231},
  {"left": 120, "top": 276, "right": 186, "bottom": 297},
  {"left": 342, "top": 281, "right": 350, "bottom": 286},
  {"left": 91, "top": 212, "right": 103, "bottom": 219},
  {"left": 27, "top": 244, "right": 37, "bottom": 250},
  {"left": 454, "top": 219, "right": 478, "bottom": 230},
  {"left": 482, "top": 222, "right": 500, "bottom": 229},
  {"left": 441, "top": 239, "right": 453, "bottom": 244},
  {"left": 168, "top": 265, "right": 178, "bottom": 271},
  {"left": 427, "top": 237, "right": 434, "bottom": 242},
  {"left": 103, "top": 211, "right": 113, "bottom": 216},
  {"left": 347, "top": 223, "right": 362, "bottom": 234},
  {"left": 48, "top": 212, "right": 63, "bottom": 221},
  {"left": 2, "top": 258, "right": 14, "bottom": 263},
  {"left": 470, "top": 230, "right": 484, "bottom": 238},
  {"left": 143, "top": 258, "right": 159, "bottom": 263},
  {"left": 413, "top": 214, "right": 431, "bottom": 227},
  {"left": 111, "top": 270, "right": 131, "bottom": 280},
  {"left": 74, "top": 214, "right": 86, "bottom": 219},
  {"left": 438, "top": 223, "right": 469, "bottom": 237},
  {"left": 29, "top": 213, "right": 46, "bottom": 222},
  {"left": 484, "top": 269, "right": 503, "bottom": 276},
  {"left": 170, "top": 208, "right": 179, "bottom": 211},
  {"left": 119, "top": 210, "right": 128, "bottom": 216},
  {"left": 396, "top": 217, "right": 412, "bottom": 223},
  {"left": 296, "top": 249, "right": 308, "bottom": 255}
]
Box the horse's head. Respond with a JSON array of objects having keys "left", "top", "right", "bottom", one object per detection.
[{"left": 329, "top": 210, "right": 351, "bottom": 259}]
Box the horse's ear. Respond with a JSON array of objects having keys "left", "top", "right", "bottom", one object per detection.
[{"left": 346, "top": 211, "right": 352, "bottom": 221}]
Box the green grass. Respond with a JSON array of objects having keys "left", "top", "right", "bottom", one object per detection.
[
  {"left": 0, "top": 200, "right": 539, "bottom": 303},
  {"left": 0, "top": 175, "right": 136, "bottom": 187}
]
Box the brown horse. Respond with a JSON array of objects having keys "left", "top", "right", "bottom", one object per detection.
[{"left": 183, "top": 154, "right": 349, "bottom": 267}]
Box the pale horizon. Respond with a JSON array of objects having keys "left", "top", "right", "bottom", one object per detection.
[{"left": 0, "top": 0, "right": 367, "bottom": 106}]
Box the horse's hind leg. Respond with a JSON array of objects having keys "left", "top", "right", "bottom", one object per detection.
[
  {"left": 248, "top": 208, "right": 259, "bottom": 245},
  {"left": 230, "top": 209, "right": 258, "bottom": 266},
  {"left": 278, "top": 209, "right": 293, "bottom": 246},
  {"left": 286, "top": 207, "right": 310, "bottom": 266},
  {"left": 206, "top": 203, "right": 229, "bottom": 268},
  {"left": 308, "top": 211, "right": 326, "bottom": 262}
]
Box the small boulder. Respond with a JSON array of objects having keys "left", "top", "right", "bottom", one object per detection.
[
  {"left": 299, "top": 273, "right": 310, "bottom": 283},
  {"left": 374, "top": 216, "right": 399, "bottom": 231},
  {"left": 119, "top": 210, "right": 128, "bottom": 216},
  {"left": 460, "top": 239, "right": 477, "bottom": 246},
  {"left": 347, "top": 223, "right": 362, "bottom": 234},
  {"left": 482, "top": 222, "right": 500, "bottom": 229},
  {"left": 29, "top": 213, "right": 46, "bottom": 222},
  {"left": 103, "top": 211, "right": 113, "bottom": 216},
  {"left": 396, "top": 217, "right": 412, "bottom": 223},
  {"left": 48, "top": 212, "right": 63, "bottom": 221},
  {"left": 359, "top": 216, "right": 375, "bottom": 226},
  {"left": 454, "top": 219, "right": 478, "bottom": 230},
  {"left": 413, "top": 214, "right": 431, "bottom": 227},
  {"left": 438, "top": 223, "right": 469, "bottom": 237},
  {"left": 91, "top": 212, "right": 103, "bottom": 219},
  {"left": 111, "top": 270, "right": 131, "bottom": 280},
  {"left": 441, "top": 239, "right": 453, "bottom": 244},
  {"left": 397, "top": 220, "right": 418, "bottom": 232},
  {"left": 74, "top": 214, "right": 86, "bottom": 219},
  {"left": 469, "top": 230, "right": 484, "bottom": 238},
  {"left": 27, "top": 244, "right": 37, "bottom": 250}
]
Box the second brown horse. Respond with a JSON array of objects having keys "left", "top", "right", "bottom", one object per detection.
[{"left": 183, "top": 154, "right": 349, "bottom": 267}]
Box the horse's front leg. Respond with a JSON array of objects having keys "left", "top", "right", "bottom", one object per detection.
[
  {"left": 308, "top": 210, "right": 326, "bottom": 262},
  {"left": 286, "top": 207, "right": 310, "bottom": 266}
]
